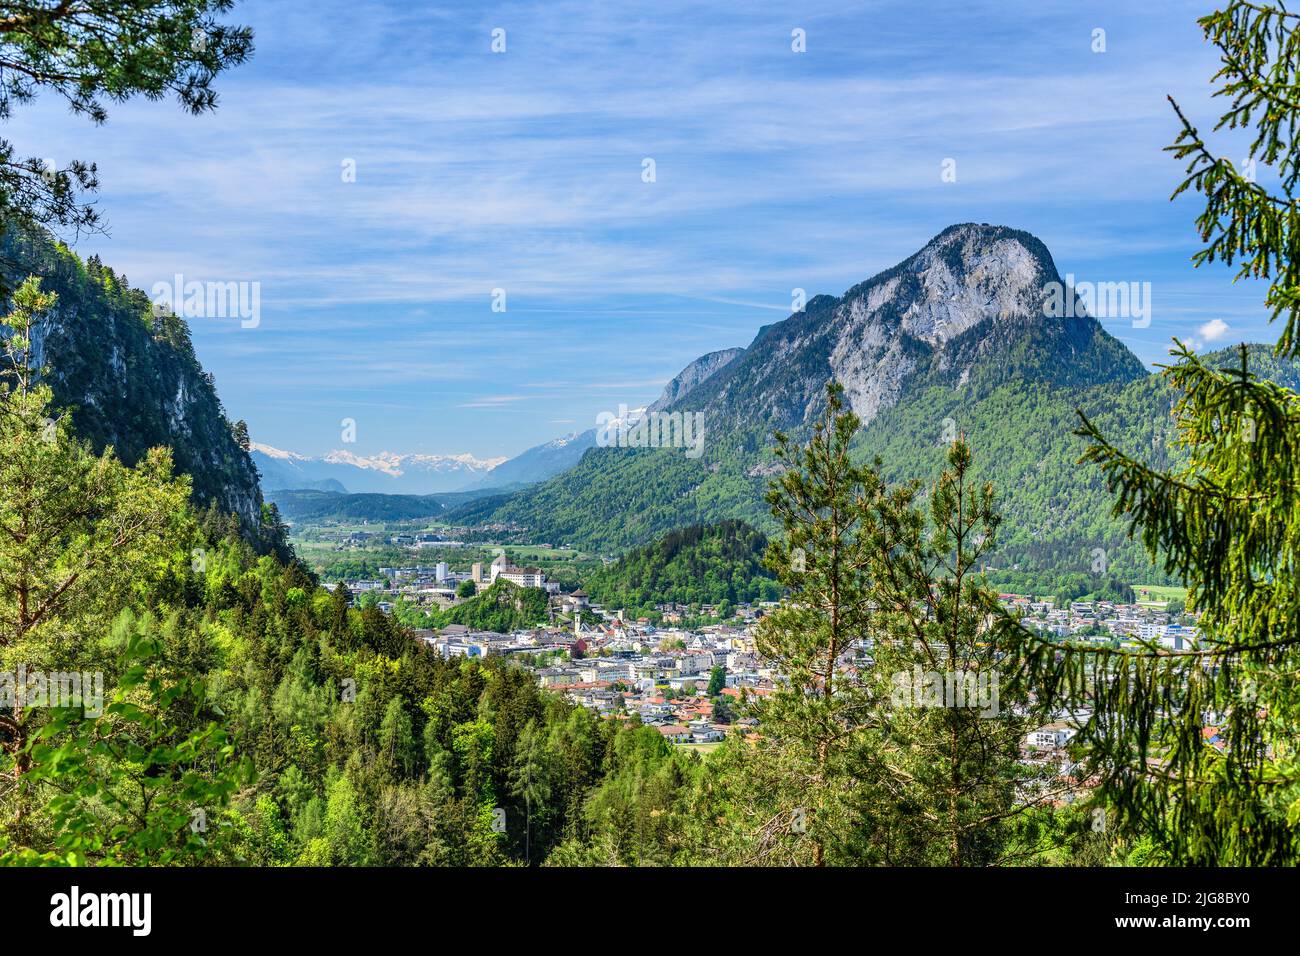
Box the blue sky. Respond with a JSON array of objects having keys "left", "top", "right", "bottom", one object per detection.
[{"left": 8, "top": 0, "right": 1277, "bottom": 459}]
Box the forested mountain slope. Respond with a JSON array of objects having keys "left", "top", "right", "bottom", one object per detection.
[
  {"left": 452, "top": 226, "right": 1294, "bottom": 586},
  {"left": 1, "top": 226, "right": 275, "bottom": 547}
]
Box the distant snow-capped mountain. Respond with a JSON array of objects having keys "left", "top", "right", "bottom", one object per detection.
[
  {"left": 253, "top": 349, "right": 749, "bottom": 497},
  {"left": 463, "top": 430, "right": 598, "bottom": 490},
  {"left": 251, "top": 443, "right": 507, "bottom": 494}
]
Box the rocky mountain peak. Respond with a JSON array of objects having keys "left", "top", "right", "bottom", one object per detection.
[
  {"left": 853, "top": 223, "right": 1057, "bottom": 347},
  {"left": 662, "top": 224, "right": 1142, "bottom": 431},
  {"left": 3, "top": 226, "right": 271, "bottom": 544}
]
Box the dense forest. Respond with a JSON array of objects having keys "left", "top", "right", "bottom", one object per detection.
[
  {"left": 267, "top": 488, "right": 501, "bottom": 525},
  {"left": 0, "top": 265, "right": 697, "bottom": 864},
  {"left": 583, "top": 520, "right": 781, "bottom": 618}
]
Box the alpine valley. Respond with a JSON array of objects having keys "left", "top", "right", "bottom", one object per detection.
[
  {"left": 10, "top": 0, "right": 1300, "bottom": 880},
  {"left": 16, "top": 219, "right": 1298, "bottom": 589},
  {"left": 440, "top": 223, "right": 1300, "bottom": 586}
]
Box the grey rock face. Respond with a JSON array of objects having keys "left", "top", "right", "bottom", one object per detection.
[
  {"left": 648, "top": 347, "right": 745, "bottom": 413},
  {"left": 663, "top": 223, "right": 1142, "bottom": 431}
]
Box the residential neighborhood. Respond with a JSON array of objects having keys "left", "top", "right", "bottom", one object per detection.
[
  {"left": 1000, "top": 592, "right": 1200, "bottom": 651},
  {"left": 323, "top": 542, "right": 1211, "bottom": 814},
  {"left": 408, "top": 601, "right": 768, "bottom": 748}
]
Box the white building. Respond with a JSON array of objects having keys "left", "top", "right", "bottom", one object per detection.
[
  {"left": 1025, "top": 723, "right": 1077, "bottom": 751},
  {"left": 499, "top": 567, "right": 547, "bottom": 588},
  {"left": 488, "top": 552, "right": 549, "bottom": 589}
]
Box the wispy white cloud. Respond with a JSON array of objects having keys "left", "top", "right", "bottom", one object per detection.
[
  {"left": 6, "top": 0, "right": 1274, "bottom": 456},
  {"left": 456, "top": 395, "right": 529, "bottom": 409}
]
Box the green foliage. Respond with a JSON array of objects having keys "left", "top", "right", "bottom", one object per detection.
[
  {"left": 583, "top": 520, "right": 780, "bottom": 618},
  {"left": 1006, "top": 345, "right": 1300, "bottom": 864},
  {"left": 1000, "top": 3, "right": 1300, "bottom": 866},
  {"left": 733, "top": 383, "right": 883, "bottom": 865},
  {"left": 0, "top": 0, "right": 253, "bottom": 233},
  {"left": 705, "top": 385, "right": 1049, "bottom": 866},
  {"left": 0, "top": 281, "right": 250, "bottom": 862},
  {"left": 845, "top": 439, "right": 1050, "bottom": 865},
  {"left": 706, "top": 666, "right": 726, "bottom": 697},
  {"left": 0, "top": 277, "right": 192, "bottom": 749},
  {"left": 1166, "top": 2, "right": 1300, "bottom": 358},
  {"left": 0, "top": 627, "right": 251, "bottom": 866},
  {"left": 429, "top": 580, "right": 548, "bottom": 633}
]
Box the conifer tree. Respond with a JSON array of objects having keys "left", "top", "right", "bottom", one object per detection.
[
  {"left": 722, "top": 383, "right": 881, "bottom": 865},
  {"left": 0, "top": 278, "right": 189, "bottom": 762},
  {"left": 0, "top": 0, "right": 253, "bottom": 235},
  {"left": 508, "top": 719, "right": 553, "bottom": 865},
  {"left": 0, "top": 278, "right": 246, "bottom": 861},
  {"left": 854, "top": 439, "right": 1053, "bottom": 865},
  {"left": 711, "top": 390, "right": 1051, "bottom": 866},
  {"left": 1002, "top": 1, "right": 1300, "bottom": 864}
]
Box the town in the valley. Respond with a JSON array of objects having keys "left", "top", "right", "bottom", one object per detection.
[{"left": 335, "top": 546, "right": 1205, "bottom": 777}]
